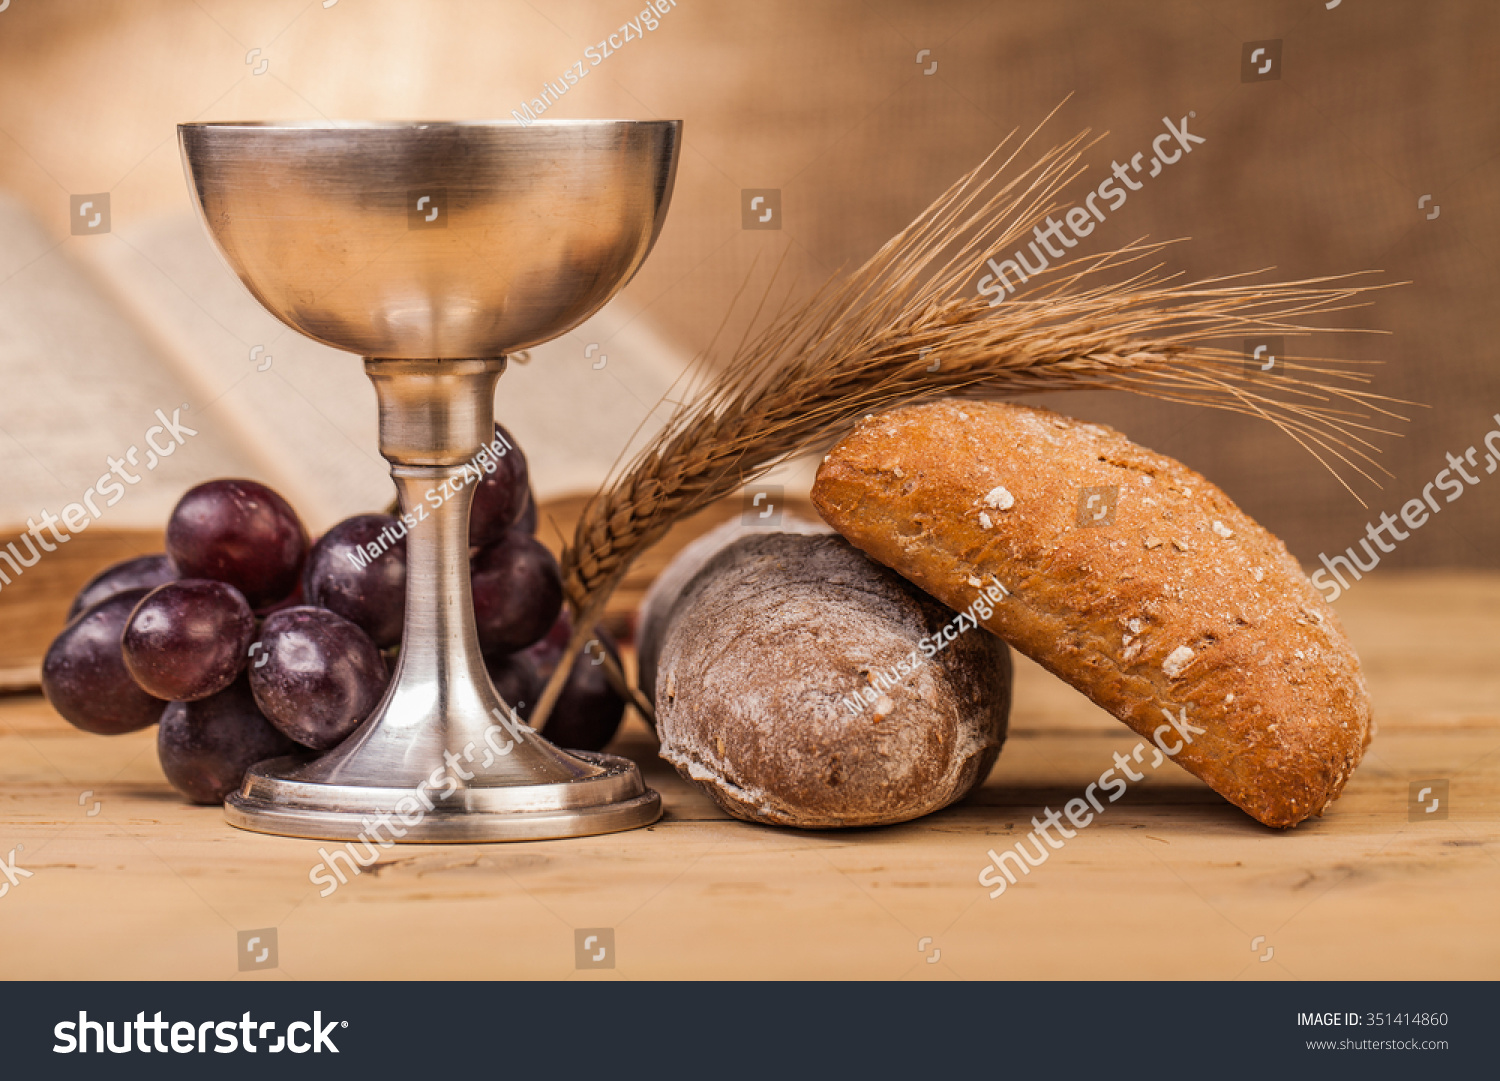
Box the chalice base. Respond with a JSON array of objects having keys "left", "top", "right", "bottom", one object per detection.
[{"left": 225, "top": 751, "right": 662, "bottom": 843}]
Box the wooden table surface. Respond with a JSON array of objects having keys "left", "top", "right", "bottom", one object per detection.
[{"left": 1, "top": 566, "right": 1496, "bottom": 981}]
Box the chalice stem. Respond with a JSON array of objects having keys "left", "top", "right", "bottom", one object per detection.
[
  {"left": 367, "top": 358, "right": 503, "bottom": 743},
  {"left": 353, "top": 358, "right": 584, "bottom": 783}
]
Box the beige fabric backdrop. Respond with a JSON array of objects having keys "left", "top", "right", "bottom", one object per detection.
[{"left": 0, "top": 0, "right": 1495, "bottom": 566}]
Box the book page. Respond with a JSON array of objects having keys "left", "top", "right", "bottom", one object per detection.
[{"left": 0, "top": 194, "right": 262, "bottom": 535}]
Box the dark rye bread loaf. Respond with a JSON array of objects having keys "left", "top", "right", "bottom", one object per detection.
[
  {"left": 654, "top": 532, "right": 1012, "bottom": 829},
  {"left": 636, "top": 515, "right": 830, "bottom": 705},
  {"left": 810, "top": 400, "right": 1372, "bottom": 828}
]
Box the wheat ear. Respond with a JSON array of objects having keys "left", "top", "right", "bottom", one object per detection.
[{"left": 533, "top": 119, "right": 1405, "bottom": 729}]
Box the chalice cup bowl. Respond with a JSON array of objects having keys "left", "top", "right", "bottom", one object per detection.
[{"left": 178, "top": 119, "right": 680, "bottom": 841}]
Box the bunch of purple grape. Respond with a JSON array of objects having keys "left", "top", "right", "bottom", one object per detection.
[{"left": 42, "top": 424, "right": 626, "bottom": 805}]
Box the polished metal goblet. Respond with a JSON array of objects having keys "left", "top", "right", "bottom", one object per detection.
[{"left": 178, "top": 119, "right": 680, "bottom": 841}]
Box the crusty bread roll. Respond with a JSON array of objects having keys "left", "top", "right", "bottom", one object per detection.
[
  {"left": 811, "top": 400, "right": 1372, "bottom": 828},
  {"left": 654, "top": 532, "right": 1012, "bottom": 829}
]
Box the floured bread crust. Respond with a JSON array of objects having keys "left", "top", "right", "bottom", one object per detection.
[
  {"left": 654, "top": 533, "right": 1012, "bottom": 829},
  {"left": 811, "top": 400, "right": 1372, "bottom": 828},
  {"left": 637, "top": 514, "right": 830, "bottom": 704}
]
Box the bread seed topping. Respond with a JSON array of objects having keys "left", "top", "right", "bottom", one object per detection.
[
  {"left": 983, "top": 485, "right": 1015, "bottom": 510},
  {"left": 1163, "top": 645, "right": 1195, "bottom": 678}
]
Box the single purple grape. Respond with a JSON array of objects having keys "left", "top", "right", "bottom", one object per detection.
[
  {"left": 540, "top": 628, "right": 626, "bottom": 752},
  {"left": 516, "top": 488, "right": 540, "bottom": 536},
  {"left": 302, "top": 514, "right": 407, "bottom": 648},
  {"left": 248, "top": 606, "right": 389, "bottom": 750},
  {"left": 122, "top": 579, "right": 255, "bottom": 702},
  {"left": 468, "top": 423, "right": 530, "bottom": 548},
  {"left": 471, "top": 532, "right": 563, "bottom": 654},
  {"left": 166, "top": 478, "right": 308, "bottom": 610},
  {"left": 67, "top": 554, "right": 177, "bottom": 622},
  {"left": 43, "top": 588, "right": 168, "bottom": 735},
  {"left": 157, "top": 675, "right": 300, "bottom": 804},
  {"left": 523, "top": 608, "right": 573, "bottom": 686},
  {"left": 485, "top": 650, "right": 542, "bottom": 720}
]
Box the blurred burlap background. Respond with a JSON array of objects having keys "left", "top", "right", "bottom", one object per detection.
[{"left": 0, "top": 0, "right": 1496, "bottom": 567}]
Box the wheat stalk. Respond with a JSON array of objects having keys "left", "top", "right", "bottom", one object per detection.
[{"left": 531, "top": 115, "right": 1406, "bottom": 729}]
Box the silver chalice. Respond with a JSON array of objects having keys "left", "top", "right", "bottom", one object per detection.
[{"left": 178, "top": 119, "right": 680, "bottom": 841}]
